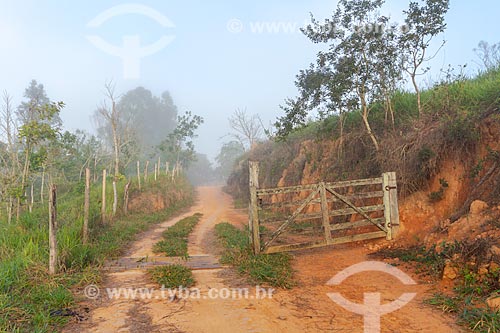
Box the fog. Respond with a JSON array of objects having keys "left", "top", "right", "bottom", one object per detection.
[{"left": 0, "top": 0, "right": 498, "bottom": 165}]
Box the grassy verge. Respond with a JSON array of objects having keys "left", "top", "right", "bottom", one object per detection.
[
  {"left": 0, "top": 175, "right": 194, "bottom": 332},
  {"left": 149, "top": 264, "right": 195, "bottom": 288},
  {"left": 152, "top": 213, "right": 202, "bottom": 258},
  {"left": 214, "top": 222, "right": 295, "bottom": 289},
  {"left": 375, "top": 239, "right": 500, "bottom": 333}
]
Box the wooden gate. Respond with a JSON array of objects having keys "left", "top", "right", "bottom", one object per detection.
[{"left": 248, "top": 161, "right": 399, "bottom": 254}]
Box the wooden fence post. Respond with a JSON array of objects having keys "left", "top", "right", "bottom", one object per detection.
[
  {"left": 101, "top": 169, "right": 106, "bottom": 223},
  {"left": 249, "top": 161, "right": 261, "bottom": 254},
  {"left": 158, "top": 157, "right": 161, "bottom": 176},
  {"left": 388, "top": 172, "right": 400, "bottom": 238},
  {"left": 165, "top": 162, "right": 169, "bottom": 175},
  {"left": 144, "top": 160, "right": 149, "bottom": 181},
  {"left": 48, "top": 184, "right": 57, "bottom": 275},
  {"left": 29, "top": 184, "right": 34, "bottom": 213},
  {"left": 83, "top": 168, "right": 90, "bottom": 244},
  {"left": 137, "top": 160, "right": 141, "bottom": 190},
  {"left": 123, "top": 181, "right": 130, "bottom": 215},
  {"left": 154, "top": 163, "right": 157, "bottom": 181},
  {"left": 382, "top": 173, "right": 392, "bottom": 240},
  {"left": 319, "top": 182, "right": 332, "bottom": 242}
]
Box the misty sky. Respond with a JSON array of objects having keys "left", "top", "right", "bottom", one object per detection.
[{"left": 0, "top": 1, "right": 499, "bottom": 161}]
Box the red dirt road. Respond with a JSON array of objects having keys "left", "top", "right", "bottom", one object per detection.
[{"left": 64, "top": 186, "right": 463, "bottom": 332}]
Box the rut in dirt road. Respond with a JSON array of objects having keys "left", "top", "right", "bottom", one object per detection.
[{"left": 64, "top": 186, "right": 464, "bottom": 333}]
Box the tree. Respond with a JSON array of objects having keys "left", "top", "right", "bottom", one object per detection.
[
  {"left": 399, "top": 0, "right": 450, "bottom": 116},
  {"left": 0, "top": 91, "right": 19, "bottom": 223},
  {"left": 17, "top": 80, "right": 62, "bottom": 126},
  {"left": 94, "top": 81, "right": 124, "bottom": 216},
  {"left": 117, "top": 87, "right": 177, "bottom": 159},
  {"left": 280, "top": 0, "right": 399, "bottom": 151},
  {"left": 17, "top": 101, "right": 64, "bottom": 219},
  {"left": 215, "top": 141, "right": 245, "bottom": 181},
  {"left": 228, "top": 108, "right": 263, "bottom": 150},
  {"left": 159, "top": 111, "right": 204, "bottom": 171},
  {"left": 474, "top": 41, "right": 500, "bottom": 70},
  {"left": 186, "top": 153, "right": 217, "bottom": 185}
]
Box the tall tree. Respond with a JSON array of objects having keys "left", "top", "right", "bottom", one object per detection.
[
  {"left": 228, "top": 108, "right": 263, "bottom": 150},
  {"left": 215, "top": 141, "right": 245, "bottom": 181},
  {"left": 17, "top": 80, "right": 62, "bottom": 126},
  {"left": 117, "top": 87, "right": 177, "bottom": 159},
  {"left": 399, "top": 0, "right": 450, "bottom": 116},
  {"left": 281, "top": 0, "right": 398, "bottom": 151},
  {"left": 159, "top": 111, "right": 204, "bottom": 171},
  {"left": 17, "top": 101, "right": 63, "bottom": 219}
]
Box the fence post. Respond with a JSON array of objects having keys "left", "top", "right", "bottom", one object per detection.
[
  {"left": 382, "top": 173, "right": 392, "bottom": 240},
  {"left": 123, "top": 181, "right": 130, "bottom": 215},
  {"left": 154, "top": 163, "right": 157, "bottom": 181},
  {"left": 249, "top": 161, "right": 261, "bottom": 254},
  {"left": 83, "top": 168, "right": 90, "bottom": 244},
  {"left": 144, "top": 160, "right": 149, "bottom": 181},
  {"left": 319, "top": 182, "right": 332, "bottom": 242},
  {"left": 101, "top": 169, "right": 106, "bottom": 223},
  {"left": 388, "top": 172, "right": 400, "bottom": 238},
  {"left": 48, "top": 184, "right": 57, "bottom": 275},
  {"left": 137, "top": 161, "right": 141, "bottom": 190}
]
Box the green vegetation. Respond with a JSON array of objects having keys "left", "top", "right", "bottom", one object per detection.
[
  {"left": 0, "top": 175, "right": 193, "bottom": 333},
  {"left": 149, "top": 264, "right": 195, "bottom": 288},
  {"left": 214, "top": 223, "right": 295, "bottom": 289},
  {"left": 153, "top": 213, "right": 203, "bottom": 258},
  {"left": 375, "top": 239, "right": 500, "bottom": 332}
]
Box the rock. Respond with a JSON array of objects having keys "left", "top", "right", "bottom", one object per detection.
[
  {"left": 489, "top": 262, "right": 499, "bottom": 273},
  {"left": 487, "top": 294, "right": 500, "bottom": 310},
  {"left": 478, "top": 264, "right": 489, "bottom": 276},
  {"left": 442, "top": 261, "right": 458, "bottom": 280},
  {"left": 491, "top": 245, "right": 500, "bottom": 257},
  {"left": 470, "top": 200, "right": 488, "bottom": 215}
]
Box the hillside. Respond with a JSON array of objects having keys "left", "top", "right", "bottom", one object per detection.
[{"left": 226, "top": 68, "right": 500, "bottom": 331}]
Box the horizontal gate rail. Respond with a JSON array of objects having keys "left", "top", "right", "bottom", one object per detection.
[
  {"left": 259, "top": 191, "right": 384, "bottom": 209},
  {"left": 260, "top": 204, "right": 385, "bottom": 224},
  {"left": 256, "top": 177, "right": 383, "bottom": 196},
  {"left": 329, "top": 217, "right": 386, "bottom": 231},
  {"left": 263, "top": 231, "right": 388, "bottom": 254}
]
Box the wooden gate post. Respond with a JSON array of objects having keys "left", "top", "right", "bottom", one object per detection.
[
  {"left": 382, "top": 172, "right": 400, "bottom": 240},
  {"left": 319, "top": 182, "right": 332, "bottom": 242},
  {"left": 249, "top": 161, "right": 261, "bottom": 254},
  {"left": 382, "top": 173, "right": 392, "bottom": 240},
  {"left": 83, "top": 168, "right": 90, "bottom": 244},
  {"left": 48, "top": 184, "right": 57, "bottom": 275},
  {"left": 388, "top": 172, "right": 400, "bottom": 238}
]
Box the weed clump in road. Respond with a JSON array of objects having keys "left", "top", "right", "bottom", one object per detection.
[
  {"left": 214, "top": 222, "right": 295, "bottom": 289},
  {"left": 150, "top": 264, "right": 195, "bottom": 288},
  {"left": 153, "top": 213, "right": 203, "bottom": 258}
]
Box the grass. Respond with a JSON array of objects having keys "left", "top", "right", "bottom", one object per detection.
[
  {"left": 149, "top": 264, "right": 195, "bottom": 288},
  {"left": 214, "top": 222, "right": 295, "bottom": 289},
  {"left": 0, "top": 174, "right": 194, "bottom": 332},
  {"left": 375, "top": 239, "right": 500, "bottom": 332},
  {"left": 152, "top": 213, "right": 202, "bottom": 258}
]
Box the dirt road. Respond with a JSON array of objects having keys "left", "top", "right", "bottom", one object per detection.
[{"left": 65, "top": 186, "right": 463, "bottom": 332}]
